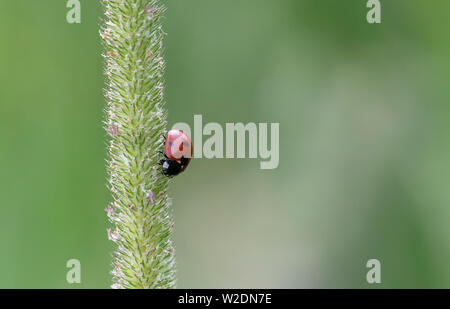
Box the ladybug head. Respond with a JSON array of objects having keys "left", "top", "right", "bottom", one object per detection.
[{"left": 160, "top": 158, "right": 183, "bottom": 177}]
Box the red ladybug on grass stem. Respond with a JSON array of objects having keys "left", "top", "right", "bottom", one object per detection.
[{"left": 159, "top": 129, "right": 192, "bottom": 177}]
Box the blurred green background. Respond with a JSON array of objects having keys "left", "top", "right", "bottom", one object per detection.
[{"left": 1, "top": 0, "right": 450, "bottom": 288}]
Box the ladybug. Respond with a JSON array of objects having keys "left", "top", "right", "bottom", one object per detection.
[{"left": 159, "top": 129, "right": 193, "bottom": 177}]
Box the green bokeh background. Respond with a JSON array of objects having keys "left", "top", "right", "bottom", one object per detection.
[{"left": 1, "top": 0, "right": 450, "bottom": 288}]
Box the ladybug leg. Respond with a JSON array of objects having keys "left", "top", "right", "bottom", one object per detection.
[{"left": 157, "top": 150, "right": 170, "bottom": 159}]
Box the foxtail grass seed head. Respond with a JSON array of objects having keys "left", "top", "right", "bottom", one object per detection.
[{"left": 102, "top": 0, "right": 176, "bottom": 289}]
